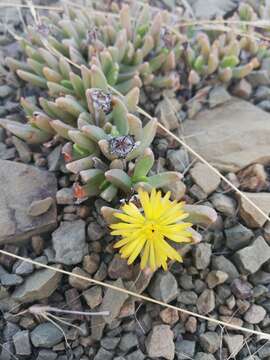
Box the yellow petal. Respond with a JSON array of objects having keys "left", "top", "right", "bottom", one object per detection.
[
  {"left": 140, "top": 241, "right": 150, "bottom": 269},
  {"left": 127, "top": 237, "right": 146, "bottom": 265},
  {"left": 113, "top": 212, "right": 143, "bottom": 224}
]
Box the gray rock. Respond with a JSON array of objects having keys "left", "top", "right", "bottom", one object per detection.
[
  {"left": 212, "top": 255, "right": 239, "bottom": 282},
  {"left": 254, "top": 86, "right": 270, "bottom": 102},
  {"left": 94, "top": 347, "right": 113, "bottom": 360},
  {"left": 146, "top": 325, "right": 175, "bottom": 360},
  {"left": 12, "top": 136, "right": 32, "bottom": 163},
  {"left": 178, "top": 291, "right": 198, "bottom": 305},
  {"left": 148, "top": 271, "right": 178, "bottom": 303},
  {"left": 119, "top": 333, "right": 138, "bottom": 352},
  {"left": 13, "top": 330, "right": 31, "bottom": 356},
  {"left": 100, "top": 337, "right": 120, "bottom": 350},
  {"left": 250, "top": 270, "right": 270, "bottom": 285},
  {"left": 233, "top": 236, "right": 270, "bottom": 274},
  {"left": 28, "top": 197, "right": 54, "bottom": 217},
  {"left": 0, "top": 341, "right": 15, "bottom": 360},
  {"left": 192, "top": 0, "right": 237, "bottom": 18},
  {"left": 52, "top": 220, "right": 87, "bottom": 265},
  {"left": 209, "top": 86, "right": 231, "bottom": 108},
  {"left": 210, "top": 193, "right": 236, "bottom": 217},
  {"left": 197, "top": 289, "right": 215, "bottom": 315},
  {"left": 237, "top": 192, "right": 270, "bottom": 228},
  {"left": 0, "top": 160, "right": 57, "bottom": 245},
  {"left": 206, "top": 270, "right": 228, "bottom": 289},
  {"left": 182, "top": 98, "right": 270, "bottom": 172},
  {"left": 12, "top": 267, "right": 62, "bottom": 303},
  {"left": 0, "top": 273, "right": 23, "bottom": 286},
  {"left": 83, "top": 286, "right": 102, "bottom": 309},
  {"left": 199, "top": 332, "right": 220, "bottom": 353},
  {"left": 47, "top": 144, "right": 62, "bottom": 171},
  {"left": 108, "top": 254, "right": 134, "bottom": 280},
  {"left": 56, "top": 187, "right": 74, "bottom": 205},
  {"left": 194, "top": 243, "right": 212, "bottom": 270},
  {"left": 3, "top": 322, "right": 20, "bottom": 341},
  {"left": 0, "top": 85, "right": 13, "bottom": 98},
  {"left": 30, "top": 322, "right": 64, "bottom": 348},
  {"left": 126, "top": 349, "right": 145, "bottom": 360},
  {"left": 87, "top": 221, "right": 106, "bottom": 241},
  {"left": 232, "top": 79, "right": 252, "bottom": 99},
  {"left": 244, "top": 304, "right": 266, "bottom": 324},
  {"left": 223, "top": 334, "right": 244, "bottom": 356},
  {"left": 258, "top": 343, "right": 270, "bottom": 358},
  {"left": 14, "top": 261, "right": 34, "bottom": 275},
  {"left": 101, "top": 279, "right": 129, "bottom": 324},
  {"left": 225, "top": 224, "right": 254, "bottom": 250},
  {"left": 247, "top": 70, "right": 270, "bottom": 87},
  {"left": 231, "top": 278, "right": 253, "bottom": 299},
  {"left": 194, "top": 353, "right": 216, "bottom": 360},
  {"left": 257, "top": 100, "right": 270, "bottom": 112},
  {"left": 179, "top": 274, "right": 194, "bottom": 290},
  {"left": 190, "top": 162, "right": 220, "bottom": 195},
  {"left": 175, "top": 340, "right": 195, "bottom": 360},
  {"left": 167, "top": 148, "right": 189, "bottom": 173}
]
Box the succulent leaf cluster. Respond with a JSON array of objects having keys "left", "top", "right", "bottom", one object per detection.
[{"left": 2, "top": 1, "right": 269, "bottom": 203}]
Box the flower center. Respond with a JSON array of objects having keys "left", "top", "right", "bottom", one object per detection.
[{"left": 144, "top": 221, "right": 158, "bottom": 239}]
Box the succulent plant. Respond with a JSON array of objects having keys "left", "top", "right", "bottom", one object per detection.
[
  {"left": 6, "top": 3, "right": 182, "bottom": 95},
  {"left": 0, "top": 63, "right": 183, "bottom": 202}
]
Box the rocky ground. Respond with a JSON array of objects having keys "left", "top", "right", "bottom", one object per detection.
[{"left": 1, "top": 1, "right": 270, "bottom": 360}]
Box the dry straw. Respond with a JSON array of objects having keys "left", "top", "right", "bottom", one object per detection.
[{"left": 1, "top": 0, "right": 270, "bottom": 341}]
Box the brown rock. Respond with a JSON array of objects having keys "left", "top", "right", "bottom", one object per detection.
[
  {"left": 237, "top": 192, "right": 270, "bottom": 228},
  {"left": 108, "top": 254, "right": 134, "bottom": 280},
  {"left": 182, "top": 98, "right": 270, "bottom": 172},
  {"left": 160, "top": 308, "right": 179, "bottom": 325},
  {"left": 146, "top": 325, "right": 175, "bottom": 360},
  {"left": 190, "top": 162, "right": 220, "bottom": 195},
  {"left": 68, "top": 267, "right": 91, "bottom": 290},
  {"left": 238, "top": 164, "right": 268, "bottom": 192},
  {"left": 83, "top": 286, "right": 102, "bottom": 309},
  {"left": 0, "top": 160, "right": 57, "bottom": 245}
]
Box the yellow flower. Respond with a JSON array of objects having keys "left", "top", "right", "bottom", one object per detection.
[{"left": 110, "top": 188, "right": 193, "bottom": 271}]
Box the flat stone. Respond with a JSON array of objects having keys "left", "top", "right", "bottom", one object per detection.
[
  {"left": 87, "top": 222, "right": 106, "bottom": 241},
  {"left": 244, "top": 304, "right": 266, "bottom": 324},
  {"left": 12, "top": 266, "right": 62, "bottom": 303},
  {"left": 197, "top": 289, "right": 215, "bottom": 315},
  {"left": 68, "top": 267, "right": 91, "bottom": 290},
  {"left": 167, "top": 148, "right": 190, "bottom": 173},
  {"left": 190, "top": 162, "right": 220, "bottom": 195},
  {"left": 175, "top": 340, "right": 195, "bottom": 360},
  {"left": 30, "top": 322, "right": 64, "bottom": 348},
  {"left": 0, "top": 160, "right": 57, "bottom": 244},
  {"left": 0, "top": 273, "right": 23, "bottom": 286},
  {"left": 13, "top": 330, "right": 31, "bottom": 356},
  {"left": 237, "top": 192, "right": 270, "bottom": 228},
  {"left": 94, "top": 347, "right": 113, "bottom": 360},
  {"left": 192, "top": 0, "right": 237, "bottom": 18},
  {"left": 52, "top": 220, "right": 87, "bottom": 265},
  {"left": 28, "top": 197, "right": 54, "bottom": 217},
  {"left": 83, "top": 254, "right": 100, "bottom": 275},
  {"left": 126, "top": 349, "right": 145, "bottom": 360},
  {"left": 100, "top": 337, "right": 120, "bottom": 351},
  {"left": 231, "top": 278, "right": 253, "bottom": 299},
  {"left": 108, "top": 254, "right": 134, "bottom": 280},
  {"left": 206, "top": 270, "right": 228, "bottom": 289},
  {"left": 37, "top": 350, "right": 57, "bottom": 360},
  {"left": 146, "top": 325, "right": 175, "bottom": 360},
  {"left": 193, "top": 243, "right": 212, "bottom": 270},
  {"left": 56, "top": 187, "right": 74, "bottom": 205},
  {"left": 0, "top": 85, "right": 13, "bottom": 98},
  {"left": 178, "top": 290, "right": 198, "bottom": 305},
  {"left": 14, "top": 261, "right": 34, "bottom": 275},
  {"left": 247, "top": 70, "right": 270, "bottom": 87},
  {"left": 233, "top": 236, "right": 270, "bottom": 274},
  {"left": 194, "top": 353, "right": 216, "bottom": 360},
  {"left": 148, "top": 271, "right": 178, "bottom": 303},
  {"left": 231, "top": 79, "right": 252, "bottom": 99},
  {"left": 212, "top": 255, "right": 239, "bottom": 282},
  {"left": 209, "top": 86, "right": 231, "bottom": 108},
  {"left": 225, "top": 223, "right": 254, "bottom": 251},
  {"left": 182, "top": 98, "right": 270, "bottom": 172},
  {"left": 210, "top": 193, "right": 236, "bottom": 217},
  {"left": 12, "top": 136, "right": 32, "bottom": 163},
  {"left": 199, "top": 332, "right": 220, "bottom": 353},
  {"left": 119, "top": 333, "right": 138, "bottom": 352},
  {"left": 224, "top": 334, "right": 244, "bottom": 356},
  {"left": 100, "top": 279, "right": 129, "bottom": 324},
  {"left": 83, "top": 286, "right": 102, "bottom": 309}
]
